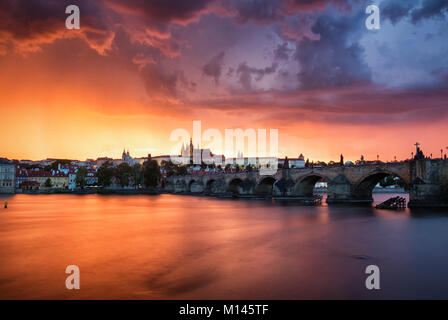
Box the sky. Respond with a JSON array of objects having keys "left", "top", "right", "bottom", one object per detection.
[{"left": 0, "top": 0, "right": 447, "bottom": 162}]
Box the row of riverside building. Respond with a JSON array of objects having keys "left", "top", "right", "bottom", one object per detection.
[
  {"left": 0, "top": 149, "right": 307, "bottom": 194},
  {"left": 0, "top": 152, "right": 173, "bottom": 193}
]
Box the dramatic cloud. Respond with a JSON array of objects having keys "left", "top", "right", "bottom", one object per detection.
[
  {"left": 227, "top": 0, "right": 283, "bottom": 25},
  {"left": 280, "top": 14, "right": 320, "bottom": 41},
  {"left": 274, "top": 42, "right": 292, "bottom": 60},
  {"left": 0, "top": 0, "right": 114, "bottom": 55},
  {"left": 382, "top": 0, "right": 448, "bottom": 24},
  {"left": 294, "top": 12, "right": 371, "bottom": 89},
  {"left": 103, "top": 0, "right": 213, "bottom": 25},
  {"left": 202, "top": 51, "right": 226, "bottom": 85},
  {"left": 411, "top": 0, "right": 448, "bottom": 23},
  {"left": 236, "top": 62, "right": 278, "bottom": 91},
  {"left": 1, "top": 0, "right": 448, "bottom": 161},
  {"left": 282, "top": 0, "right": 358, "bottom": 14},
  {"left": 141, "top": 64, "right": 196, "bottom": 103},
  {"left": 382, "top": 1, "right": 417, "bottom": 24}
]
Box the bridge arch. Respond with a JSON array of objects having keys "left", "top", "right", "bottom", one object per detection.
[
  {"left": 188, "top": 179, "right": 204, "bottom": 193},
  {"left": 204, "top": 178, "right": 226, "bottom": 194},
  {"left": 164, "top": 181, "right": 174, "bottom": 193},
  {"left": 353, "top": 171, "right": 409, "bottom": 201},
  {"left": 205, "top": 179, "right": 216, "bottom": 194},
  {"left": 255, "top": 176, "right": 277, "bottom": 196},
  {"left": 294, "top": 174, "right": 327, "bottom": 197},
  {"left": 228, "top": 178, "right": 243, "bottom": 195},
  {"left": 174, "top": 180, "right": 186, "bottom": 193}
]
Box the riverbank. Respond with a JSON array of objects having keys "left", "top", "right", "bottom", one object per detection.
[
  {"left": 14, "top": 188, "right": 162, "bottom": 195},
  {"left": 10, "top": 187, "right": 406, "bottom": 196}
]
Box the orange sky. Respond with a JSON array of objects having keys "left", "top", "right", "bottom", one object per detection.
[
  {"left": 1, "top": 1, "right": 448, "bottom": 163},
  {"left": 1, "top": 47, "right": 447, "bottom": 163}
]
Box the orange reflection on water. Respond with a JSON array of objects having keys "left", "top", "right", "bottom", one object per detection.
[{"left": 1, "top": 193, "right": 448, "bottom": 299}]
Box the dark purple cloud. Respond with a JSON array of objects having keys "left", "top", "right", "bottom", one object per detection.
[
  {"left": 103, "top": 0, "right": 213, "bottom": 24},
  {"left": 236, "top": 62, "right": 278, "bottom": 91},
  {"left": 382, "top": 1, "right": 416, "bottom": 24},
  {"left": 227, "top": 0, "right": 283, "bottom": 25},
  {"left": 411, "top": 0, "right": 448, "bottom": 23},
  {"left": 202, "top": 51, "right": 225, "bottom": 85},
  {"left": 274, "top": 42, "right": 292, "bottom": 60},
  {"left": 0, "top": 0, "right": 447, "bottom": 127},
  {"left": 282, "top": 0, "right": 359, "bottom": 14},
  {"left": 382, "top": 0, "right": 448, "bottom": 24},
  {"left": 0, "top": 0, "right": 114, "bottom": 54},
  {"left": 294, "top": 12, "right": 371, "bottom": 89},
  {"left": 140, "top": 63, "right": 196, "bottom": 102}
]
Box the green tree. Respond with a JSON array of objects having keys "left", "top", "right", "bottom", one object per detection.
[
  {"left": 132, "top": 163, "right": 144, "bottom": 188},
  {"left": 176, "top": 165, "right": 187, "bottom": 176},
  {"left": 144, "top": 160, "right": 161, "bottom": 188},
  {"left": 161, "top": 160, "right": 177, "bottom": 177},
  {"left": 75, "top": 167, "right": 88, "bottom": 189},
  {"left": 97, "top": 161, "right": 114, "bottom": 187},
  {"left": 116, "top": 163, "right": 132, "bottom": 188},
  {"left": 44, "top": 178, "right": 52, "bottom": 188}
]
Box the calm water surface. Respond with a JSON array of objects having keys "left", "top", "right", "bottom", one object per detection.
[{"left": 1, "top": 193, "right": 448, "bottom": 299}]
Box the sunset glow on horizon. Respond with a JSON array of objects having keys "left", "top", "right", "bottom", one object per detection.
[{"left": 1, "top": 0, "right": 448, "bottom": 162}]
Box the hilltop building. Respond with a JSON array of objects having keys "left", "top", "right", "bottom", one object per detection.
[{"left": 180, "top": 138, "right": 217, "bottom": 165}]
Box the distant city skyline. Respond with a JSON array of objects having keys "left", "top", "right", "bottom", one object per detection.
[
  {"left": 2, "top": 141, "right": 445, "bottom": 164},
  {"left": 1, "top": 0, "right": 447, "bottom": 162}
]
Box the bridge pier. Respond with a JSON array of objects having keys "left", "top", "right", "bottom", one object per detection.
[
  {"left": 325, "top": 173, "right": 370, "bottom": 204},
  {"left": 174, "top": 180, "right": 186, "bottom": 193},
  {"left": 407, "top": 158, "right": 448, "bottom": 208},
  {"left": 408, "top": 183, "right": 448, "bottom": 208}
]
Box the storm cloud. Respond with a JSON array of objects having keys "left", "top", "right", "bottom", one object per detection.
[
  {"left": 0, "top": 0, "right": 447, "bottom": 125},
  {"left": 294, "top": 12, "right": 371, "bottom": 89},
  {"left": 202, "top": 51, "right": 226, "bottom": 85}
]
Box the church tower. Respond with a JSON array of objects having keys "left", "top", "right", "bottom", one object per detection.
[
  {"left": 189, "top": 138, "right": 194, "bottom": 157},
  {"left": 188, "top": 138, "right": 193, "bottom": 164}
]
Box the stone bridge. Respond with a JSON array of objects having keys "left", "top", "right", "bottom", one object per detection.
[{"left": 164, "top": 158, "right": 448, "bottom": 208}]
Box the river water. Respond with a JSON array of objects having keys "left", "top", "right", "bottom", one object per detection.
[{"left": 0, "top": 193, "right": 448, "bottom": 299}]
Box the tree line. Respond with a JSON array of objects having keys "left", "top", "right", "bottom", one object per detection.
[{"left": 76, "top": 160, "right": 161, "bottom": 189}]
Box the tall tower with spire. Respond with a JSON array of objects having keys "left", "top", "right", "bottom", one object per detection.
[{"left": 189, "top": 138, "right": 194, "bottom": 158}]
